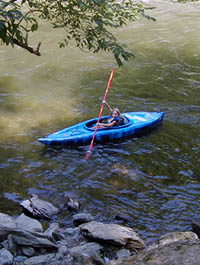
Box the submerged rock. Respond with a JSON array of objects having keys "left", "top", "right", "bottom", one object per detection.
[
  {"left": 115, "top": 213, "right": 133, "bottom": 223},
  {"left": 64, "top": 197, "right": 80, "bottom": 212},
  {"left": 73, "top": 213, "right": 94, "bottom": 226}
]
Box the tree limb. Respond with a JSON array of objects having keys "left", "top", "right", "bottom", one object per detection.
[{"left": 12, "top": 38, "right": 41, "bottom": 56}]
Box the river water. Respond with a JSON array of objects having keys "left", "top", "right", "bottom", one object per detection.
[{"left": 0, "top": 0, "right": 199, "bottom": 243}]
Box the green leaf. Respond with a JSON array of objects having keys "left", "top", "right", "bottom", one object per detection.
[
  {"left": 114, "top": 53, "right": 123, "bottom": 67},
  {"left": 59, "top": 41, "right": 65, "bottom": 48},
  {"left": 31, "top": 23, "right": 38, "bottom": 32},
  {"left": 5, "top": 36, "right": 10, "bottom": 45}
]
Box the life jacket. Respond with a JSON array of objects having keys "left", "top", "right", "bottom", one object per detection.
[
  {"left": 118, "top": 115, "right": 126, "bottom": 125},
  {"left": 108, "top": 116, "right": 125, "bottom": 126}
]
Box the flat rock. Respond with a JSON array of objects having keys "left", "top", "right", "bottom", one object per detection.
[
  {"left": 20, "top": 194, "right": 59, "bottom": 219},
  {"left": 80, "top": 221, "right": 145, "bottom": 250},
  {"left": 11, "top": 229, "right": 58, "bottom": 249},
  {"left": 0, "top": 213, "right": 17, "bottom": 229},
  {"left": 0, "top": 227, "right": 57, "bottom": 249},
  {"left": 23, "top": 253, "right": 55, "bottom": 265},
  {"left": 16, "top": 213, "right": 43, "bottom": 233}
]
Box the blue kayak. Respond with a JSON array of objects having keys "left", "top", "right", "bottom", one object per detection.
[{"left": 38, "top": 111, "right": 165, "bottom": 146}]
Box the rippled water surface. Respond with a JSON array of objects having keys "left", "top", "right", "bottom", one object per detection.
[{"left": 0, "top": 0, "right": 199, "bottom": 243}]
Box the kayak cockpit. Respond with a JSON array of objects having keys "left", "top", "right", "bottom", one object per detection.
[{"left": 84, "top": 115, "right": 131, "bottom": 131}]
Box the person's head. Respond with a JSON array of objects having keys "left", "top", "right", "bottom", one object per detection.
[{"left": 111, "top": 108, "right": 120, "bottom": 118}]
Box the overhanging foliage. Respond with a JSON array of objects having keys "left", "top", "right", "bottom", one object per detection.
[{"left": 0, "top": 0, "right": 155, "bottom": 66}]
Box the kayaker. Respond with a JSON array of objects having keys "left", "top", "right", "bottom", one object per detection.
[{"left": 96, "top": 100, "right": 125, "bottom": 128}]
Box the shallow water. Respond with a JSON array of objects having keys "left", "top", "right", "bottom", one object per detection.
[{"left": 0, "top": 0, "right": 199, "bottom": 243}]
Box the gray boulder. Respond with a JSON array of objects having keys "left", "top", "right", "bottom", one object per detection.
[
  {"left": 23, "top": 253, "right": 55, "bottom": 265},
  {"left": 80, "top": 221, "right": 145, "bottom": 250},
  {"left": 0, "top": 248, "right": 13, "bottom": 265},
  {"left": 0, "top": 227, "right": 57, "bottom": 249},
  {"left": 16, "top": 213, "right": 43, "bottom": 233},
  {"left": 11, "top": 229, "right": 58, "bottom": 249},
  {"left": 70, "top": 242, "right": 103, "bottom": 257},
  {"left": 70, "top": 242, "right": 104, "bottom": 265},
  {"left": 112, "top": 239, "right": 200, "bottom": 265},
  {"left": 109, "top": 231, "right": 200, "bottom": 265},
  {"left": 148, "top": 231, "right": 198, "bottom": 250},
  {"left": 20, "top": 194, "right": 59, "bottom": 219},
  {"left": 0, "top": 213, "right": 17, "bottom": 229}
]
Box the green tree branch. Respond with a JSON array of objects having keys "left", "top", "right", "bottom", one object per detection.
[{"left": 0, "top": 0, "right": 155, "bottom": 66}]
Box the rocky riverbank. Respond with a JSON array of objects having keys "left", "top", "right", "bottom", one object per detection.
[{"left": 0, "top": 194, "right": 200, "bottom": 265}]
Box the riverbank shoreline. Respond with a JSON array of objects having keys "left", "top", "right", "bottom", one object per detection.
[{"left": 0, "top": 195, "right": 200, "bottom": 265}]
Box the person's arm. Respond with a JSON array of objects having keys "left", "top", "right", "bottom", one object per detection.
[
  {"left": 103, "top": 100, "right": 113, "bottom": 112},
  {"left": 96, "top": 120, "right": 117, "bottom": 128}
]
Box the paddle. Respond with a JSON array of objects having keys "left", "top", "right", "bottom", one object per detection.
[{"left": 84, "top": 69, "right": 114, "bottom": 160}]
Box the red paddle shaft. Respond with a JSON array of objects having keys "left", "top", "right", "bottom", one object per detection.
[{"left": 84, "top": 69, "right": 114, "bottom": 160}]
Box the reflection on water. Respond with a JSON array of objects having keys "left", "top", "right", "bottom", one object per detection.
[{"left": 0, "top": 0, "right": 200, "bottom": 242}]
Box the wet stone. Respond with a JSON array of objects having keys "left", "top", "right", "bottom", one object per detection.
[
  {"left": 73, "top": 213, "right": 94, "bottom": 226},
  {"left": 20, "top": 194, "right": 59, "bottom": 220},
  {"left": 64, "top": 197, "right": 80, "bottom": 212}
]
